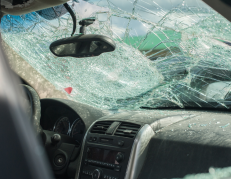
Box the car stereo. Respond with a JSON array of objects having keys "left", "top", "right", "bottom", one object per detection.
[
  {"left": 77, "top": 120, "right": 153, "bottom": 179},
  {"left": 87, "top": 147, "right": 122, "bottom": 164},
  {"left": 79, "top": 135, "right": 132, "bottom": 179}
]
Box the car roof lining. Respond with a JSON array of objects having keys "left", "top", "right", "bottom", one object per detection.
[{"left": 1, "top": 0, "right": 69, "bottom": 15}]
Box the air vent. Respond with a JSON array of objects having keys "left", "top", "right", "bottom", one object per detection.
[
  {"left": 91, "top": 121, "right": 114, "bottom": 134},
  {"left": 114, "top": 122, "right": 141, "bottom": 138}
]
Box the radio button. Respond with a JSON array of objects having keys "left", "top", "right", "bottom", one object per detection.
[
  {"left": 84, "top": 159, "right": 88, "bottom": 165},
  {"left": 115, "top": 153, "right": 124, "bottom": 162},
  {"left": 92, "top": 169, "right": 102, "bottom": 179},
  {"left": 117, "top": 140, "right": 124, "bottom": 146},
  {"left": 114, "top": 165, "right": 121, "bottom": 172}
]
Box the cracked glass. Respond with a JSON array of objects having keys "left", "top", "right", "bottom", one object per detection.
[{"left": 1, "top": 0, "right": 231, "bottom": 110}]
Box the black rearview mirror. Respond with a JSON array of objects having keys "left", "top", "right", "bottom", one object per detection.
[{"left": 50, "top": 34, "right": 116, "bottom": 58}]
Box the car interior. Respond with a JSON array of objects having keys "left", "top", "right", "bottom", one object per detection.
[{"left": 2, "top": 0, "right": 231, "bottom": 179}]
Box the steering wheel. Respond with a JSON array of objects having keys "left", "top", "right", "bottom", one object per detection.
[
  {"left": 21, "top": 85, "right": 43, "bottom": 135},
  {"left": 21, "top": 85, "right": 80, "bottom": 177}
]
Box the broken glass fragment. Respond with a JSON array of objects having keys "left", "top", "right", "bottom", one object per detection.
[
  {"left": 180, "top": 166, "right": 231, "bottom": 179},
  {"left": 219, "top": 123, "right": 230, "bottom": 128}
]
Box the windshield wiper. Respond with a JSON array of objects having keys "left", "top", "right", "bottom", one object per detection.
[{"left": 140, "top": 101, "right": 231, "bottom": 111}]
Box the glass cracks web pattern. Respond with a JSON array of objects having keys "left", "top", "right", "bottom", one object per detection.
[{"left": 1, "top": 0, "right": 231, "bottom": 110}]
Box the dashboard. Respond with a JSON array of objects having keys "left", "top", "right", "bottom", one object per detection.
[
  {"left": 40, "top": 98, "right": 109, "bottom": 146},
  {"left": 40, "top": 98, "right": 231, "bottom": 179}
]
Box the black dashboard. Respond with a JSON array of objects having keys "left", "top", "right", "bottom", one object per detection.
[
  {"left": 40, "top": 98, "right": 231, "bottom": 179},
  {"left": 41, "top": 102, "right": 84, "bottom": 146},
  {"left": 40, "top": 98, "right": 110, "bottom": 144}
]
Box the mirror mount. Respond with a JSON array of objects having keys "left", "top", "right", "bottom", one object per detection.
[{"left": 79, "top": 18, "right": 95, "bottom": 34}]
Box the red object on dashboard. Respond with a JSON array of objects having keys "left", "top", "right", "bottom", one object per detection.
[{"left": 64, "top": 87, "right": 73, "bottom": 94}]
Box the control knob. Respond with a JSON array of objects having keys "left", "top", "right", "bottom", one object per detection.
[
  {"left": 51, "top": 134, "right": 61, "bottom": 145},
  {"left": 92, "top": 169, "right": 102, "bottom": 179},
  {"left": 115, "top": 152, "right": 124, "bottom": 162}
]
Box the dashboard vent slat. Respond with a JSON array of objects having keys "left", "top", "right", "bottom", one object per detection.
[
  {"left": 114, "top": 122, "right": 141, "bottom": 138},
  {"left": 91, "top": 121, "right": 113, "bottom": 134}
]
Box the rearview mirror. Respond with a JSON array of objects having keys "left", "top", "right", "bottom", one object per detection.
[{"left": 50, "top": 34, "right": 116, "bottom": 58}]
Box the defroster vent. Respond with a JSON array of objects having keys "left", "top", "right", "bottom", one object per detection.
[
  {"left": 114, "top": 122, "right": 141, "bottom": 138},
  {"left": 91, "top": 121, "right": 114, "bottom": 134}
]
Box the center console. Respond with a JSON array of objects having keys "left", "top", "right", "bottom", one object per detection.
[{"left": 77, "top": 120, "right": 154, "bottom": 179}]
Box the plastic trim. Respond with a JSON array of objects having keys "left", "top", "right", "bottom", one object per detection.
[
  {"left": 75, "top": 120, "right": 98, "bottom": 179},
  {"left": 124, "top": 124, "right": 155, "bottom": 179}
]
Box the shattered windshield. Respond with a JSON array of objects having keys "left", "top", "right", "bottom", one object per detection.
[{"left": 1, "top": 0, "right": 231, "bottom": 110}]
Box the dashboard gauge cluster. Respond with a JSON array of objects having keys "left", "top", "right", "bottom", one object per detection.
[
  {"left": 53, "top": 116, "right": 85, "bottom": 145},
  {"left": 53, "top": 117, "right": 70, "bottom": 134}
]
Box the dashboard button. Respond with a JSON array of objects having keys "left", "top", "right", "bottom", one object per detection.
[
  {"left": 117, "top": 140, "right": 124, "bottom": 146},
  {"left": 84, "top": 159, "right": 88, "bottom": 165},
  {"left": 89, "top": 137, "right": 93, "bottom": 141},
  {"left": 114, "top": 165, "right": 121, "bottom": 172},
  {"left": 92, "top": 169, "right": 102, "bottom": 179},
  {"left": 115, "top": 153, "right": 124, "bottom": 163},
  {"left": 93, "top": 137, "right": 97, "bottom": 142}
]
